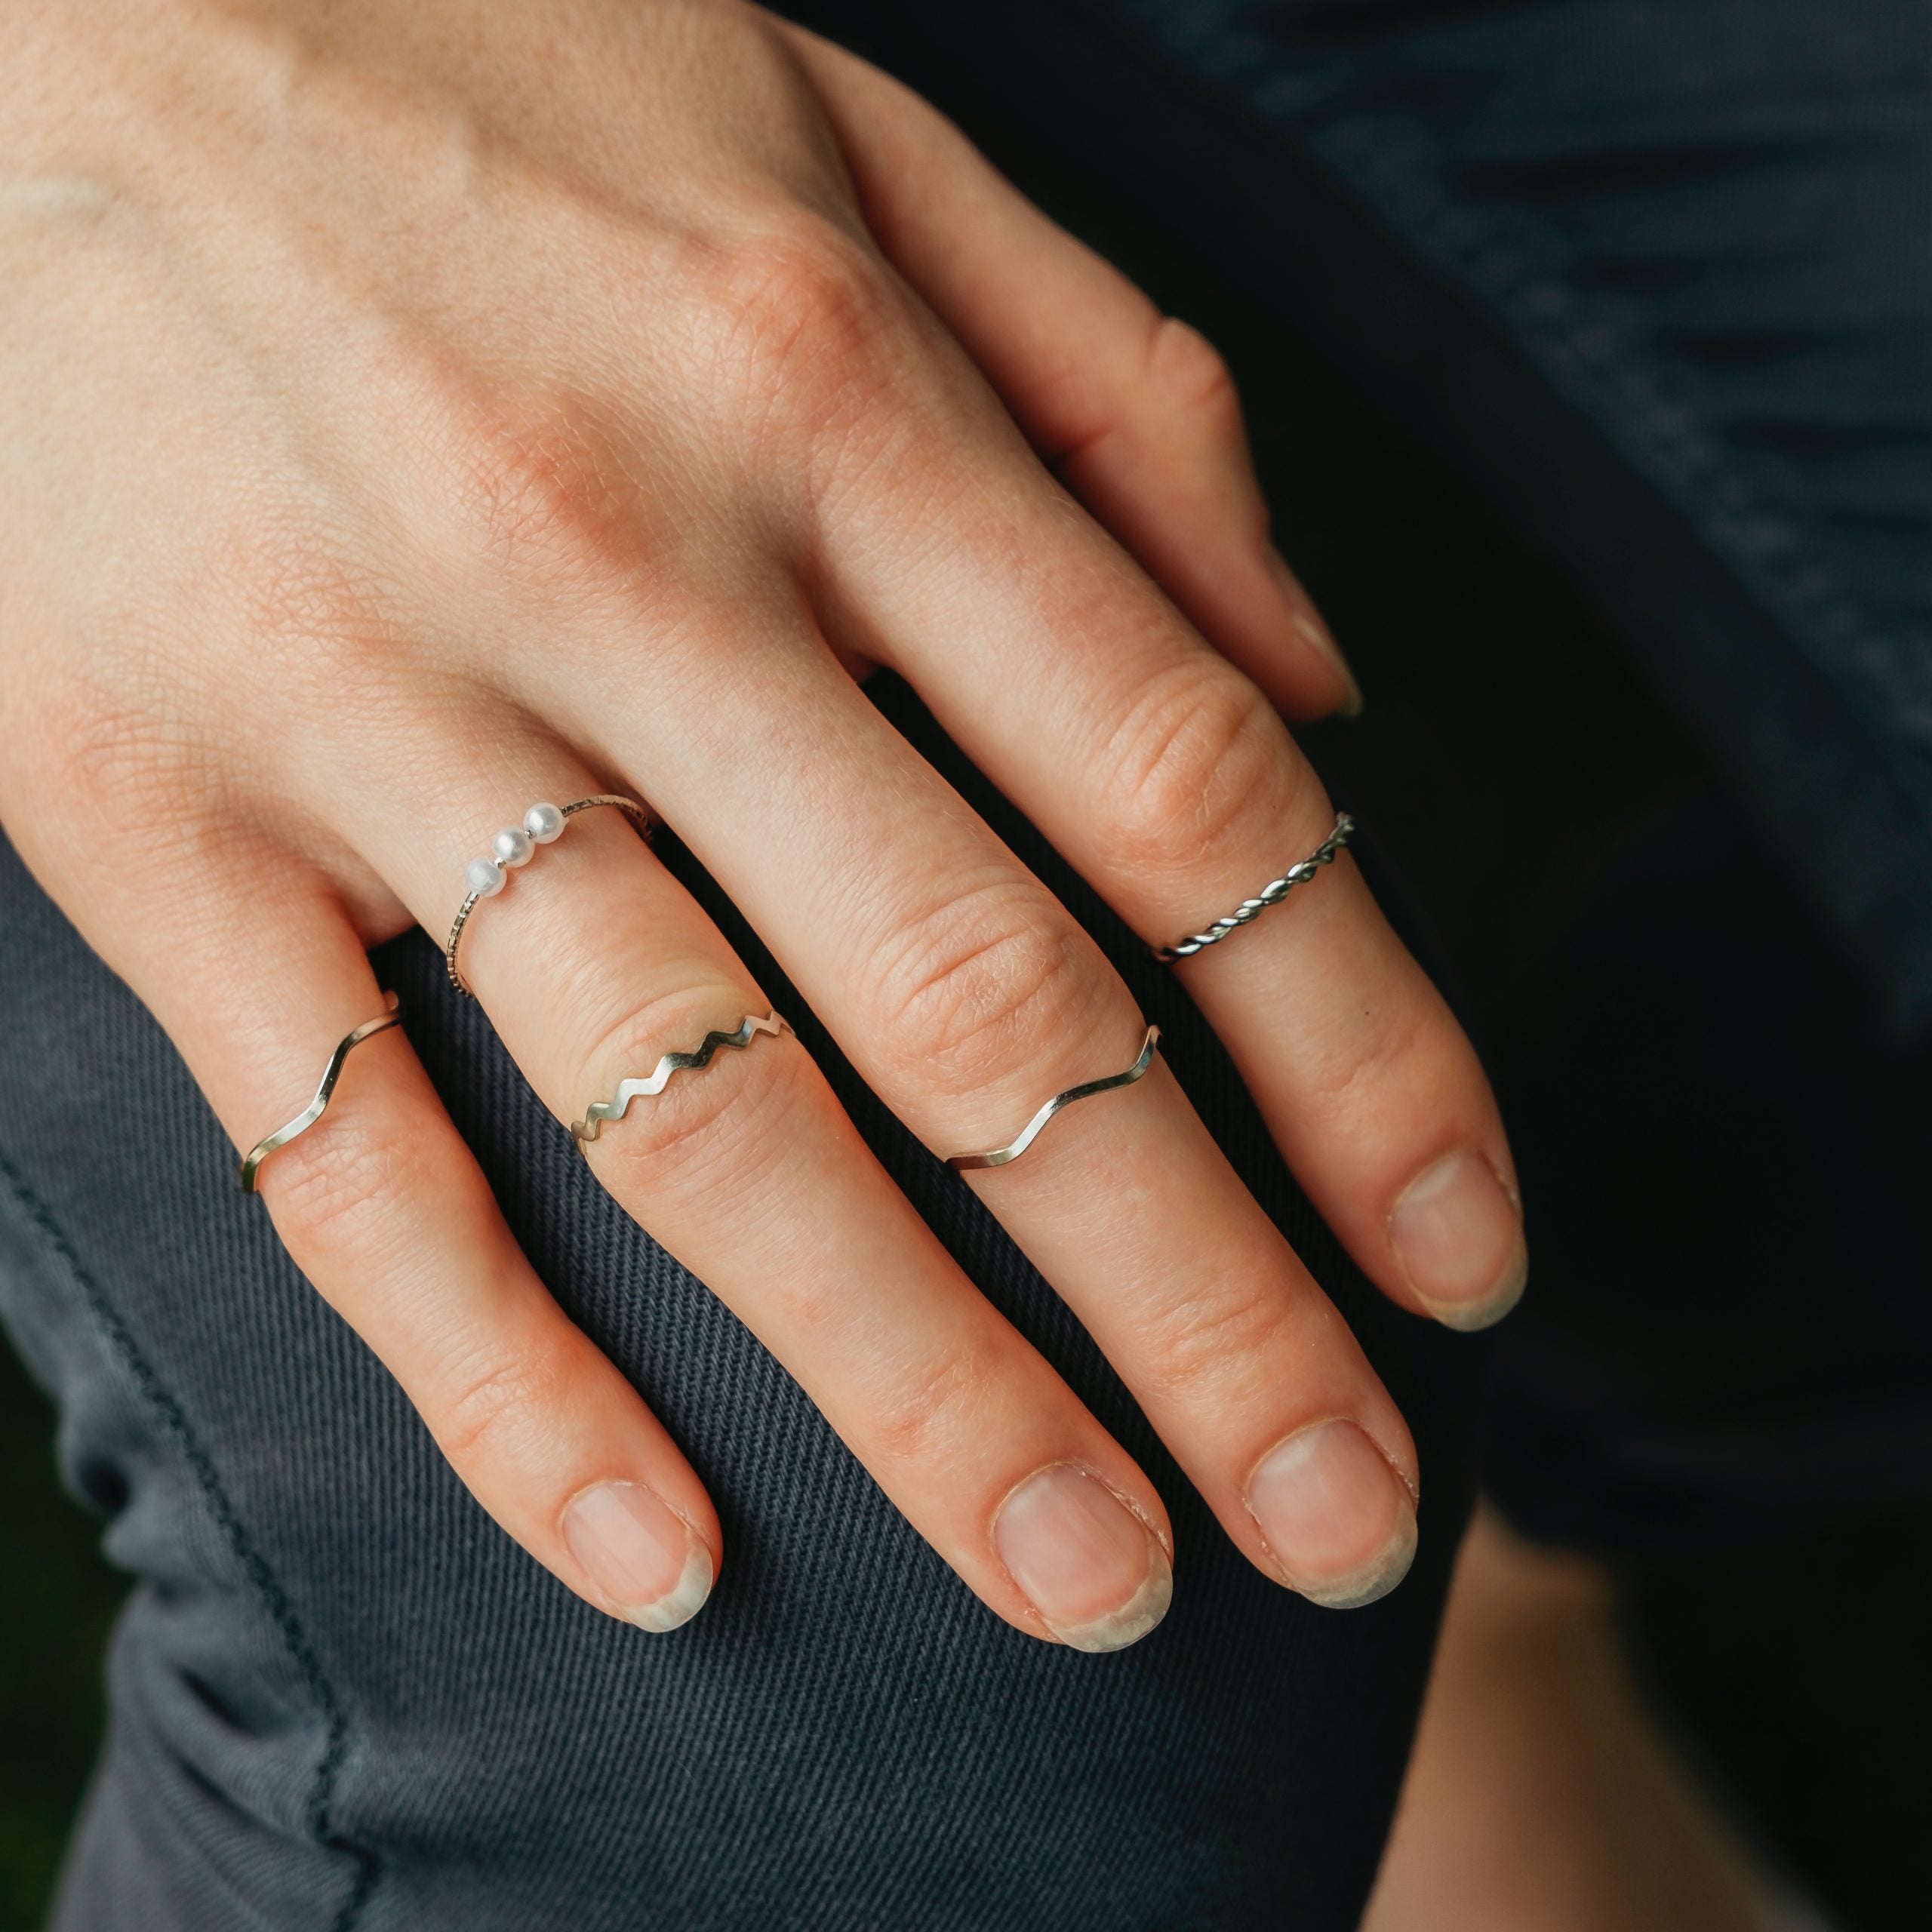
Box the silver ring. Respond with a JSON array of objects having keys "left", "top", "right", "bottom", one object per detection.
[
  {"left": 239, "top": 994, "right": 404, "bottom": 1192},
  {"left": 944, "top": 1025, "right": 1160, "bottom": 1171},
  {"left": 445, "top": 795, "right": 652, "bottom": 995},
  {"left": 1152, "top": 812, "right": 1355, "bottom": 961},
  {"left": 571, "top": 1012, "right": 794, "bottom": 1152}
]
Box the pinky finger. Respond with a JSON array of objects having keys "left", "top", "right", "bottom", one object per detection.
[{"left": 147, "top": 870, "right": 723, "bottom": 1635}]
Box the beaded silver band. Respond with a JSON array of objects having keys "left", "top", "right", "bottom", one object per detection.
[
  {"left": 1152, "top": 812, "right": 1355, "bottom": 962},
  {"left": 571, "top": 1013, "right": 794, "bottom": 1152},
  {"left": 238, "top": 994, "right": 404, "bottom": 1192},
  {"left": 944, "top": 1025, "right": 1160, "bottom": 1171},
  {"left": 445, "top": 795, "right": 652, "bottom": 995}
]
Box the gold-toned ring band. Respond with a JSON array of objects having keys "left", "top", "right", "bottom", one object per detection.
[
  {"left": 944, "top": 1025, "right": 1160, "bottom": 1171},
  {"left": 238, "top": 994, "right": 404, "bottom": 1192},
  {"left": 446, "top": 795, "right": 653, "bottom": 995},
  {"left": 571, "top": 1012, "right": 794, "bottom": 1154}
]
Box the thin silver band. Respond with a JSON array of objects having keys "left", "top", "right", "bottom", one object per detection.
[
  {"left": 571, "top": 1012, "right": 794, "bottom": 1152},
  {"left": 239, "top": 994, "right": 404, "bottom": 1192},
  {"left": 944, "top": 1025, "right": 1161, "bottom": 1171},
  {"left": 445, "top": 795, "right": 652, "bottom": 995},
  {"left": 1152, "top": 812, "right": 1355, "bottom": 961}
]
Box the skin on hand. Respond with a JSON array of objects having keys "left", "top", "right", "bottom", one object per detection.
[{"left": 0, "top": 0, "right": 1524, "bottom": 1646}]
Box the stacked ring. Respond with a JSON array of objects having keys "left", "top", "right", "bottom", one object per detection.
[
  {"left": 445, "top": 795, "right": 652, "bottom": 995},
  {"left": 944, "top": 1025, "right": 1161, "bottom": 1171},
  {"left": 572, "top": 1012, "right": 795, "bottom": 1152},
  {"left": 1152, "top": 812, "right": 1355, "bottom": 961},
  {"left": 239, "top": 994, "right": 405, "bottom": 1192}
]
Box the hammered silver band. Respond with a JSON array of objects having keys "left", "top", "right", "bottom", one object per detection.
[
  {"left": 445, "top": 795, "right": 653, "bottom": 995},
  {"left": 239, "top": 994, "right": 404, "bottom": 1192},
  {"left": 1152, "top": 812, "right": 1355, "bottom": 961},
  {"left": 571, "top": 1012, "right": 795, "bottom": 1152},
  {"left": 944, "top": 1025, "right": 1160, "bottom": 1171}
]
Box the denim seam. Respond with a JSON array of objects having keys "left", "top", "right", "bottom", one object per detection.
[
  {"left": 1304, "top": 112, "right": 1926, "bottom": 730},
  {"left": 1114, "top": 4, "right": 1928, "bottom": 742},
  {"left": 0, "top": 1148, "right": 380, "bottom": 1931}
]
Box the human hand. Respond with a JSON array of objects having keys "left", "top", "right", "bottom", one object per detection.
[{"left": 0, "top": 0, "right": 1524, "bottom": 1647}]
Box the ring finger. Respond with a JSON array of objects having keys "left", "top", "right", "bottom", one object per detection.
[
  {"left": 355, "top": 737, "right": 1181, "bottom": 1651},
  {"left": 817, "top": 429, "right": 1530, "bottom": 1334},
  {"left": 551, "top": 638, "right": 1426, "bottom": 1611}
]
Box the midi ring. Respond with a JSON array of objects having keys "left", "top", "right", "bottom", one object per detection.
[
  {"left": 944, "top": 1025, "right": 1161, "bottom": 1171},
  {"left": 445, "top": 795, "right": 653, "bottom": 995},
  {"left": 1152, "top": 811, "right": 1355, "bottom": 962},
  {"left": 571, "top": 1012, "right": 795, "bottom": 1152},
  {"left": 238, "top": 994, "right": 404, "bottom": 1192}
]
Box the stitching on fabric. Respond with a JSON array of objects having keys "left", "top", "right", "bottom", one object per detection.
[
  {"left": 0, "top": 1149, "right": 381, "bottom": 1929},
  {"left": 1107, "top": 0, "right": 1932, "bottom": 854}
]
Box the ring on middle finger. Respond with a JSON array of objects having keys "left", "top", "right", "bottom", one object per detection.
[{"left": 571, "top": 1011, "right": 796, "bottom": 1153}]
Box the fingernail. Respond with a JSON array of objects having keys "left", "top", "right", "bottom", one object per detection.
[
  {"left": 1389, "top": 1149, "right": 1529, "bottom": 1331},
  {"left": 994, "top": 1464, "right": 1172, "bottom": 1653},
  {"left": 1296, "top": 614, "right": 1364, "bottom": 717},
  {"left": 1270, "top": 548, "right": 1363, "bottom": 716},
  {"left": 562, "top": 1481, "right": 714, "bottom": 1634},
  {"left": 1245, "top": 1420, "right": 1418, "bottom": 1608}
]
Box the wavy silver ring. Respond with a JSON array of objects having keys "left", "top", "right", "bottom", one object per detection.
[
  {"left": 446, "top": 795, "right": 653, "bottom": 995},
  {"left": 944, "top": 1025, "right": 1161, "bottom": 1171},
  {"left": 1152, "top": 812, "right": 1355, "bottom": 961},
  {"left": 238, "top": 994, "right": 404, "bottom": 1192},
  {"left": 571, "top": 1012, "right": 795, "bottom": 1151}
]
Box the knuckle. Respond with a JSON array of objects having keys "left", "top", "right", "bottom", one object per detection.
[
  {"left": 861, "top": 1347, "right": 992, "bottom": 1468},
  {"left": 699, "top": 213, "right": 908, "bottom": 440},
  {"left": 1103, "top": 665, "right": 1301, "bottom": 875},
  {"left": 432, "top": 1341, "right": 574, "bottom": 1470},
  {"left": 1141, "top": 1278, "right": 1297, "bottom": 1401},
  {"left": 1146, "top": 315, "right": 1241, "bottom": 424},
  {"left": 40, "top": 675, "right": 198, "bottom": 822},
  {"left": 261, "top": 1110, "right": 421, "bottom": 1266},
  {"left": 438, "top": 394, "right": 656, "bottom": 596},
  {"left": 211, "top": 525, "right": 422, "bottom": 712},
  {"left": 1301, "top": 973, "right": 1439, "bottom": 1112},
  {"left": 867, "top": 882, "right": 1105, "bottom": 1097}
]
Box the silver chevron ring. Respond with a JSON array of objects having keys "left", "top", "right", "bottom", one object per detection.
[
  {"left": 571, "top": 1012, "right": 794, "bottom": 1152},
  {"left": 944, "top": 1025, "right": 1161, "bottom": 1172},
  {"left": 239, "top": 994, "right": 405, "bottom": 1192}
]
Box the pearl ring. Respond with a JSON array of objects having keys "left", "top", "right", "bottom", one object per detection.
[{"left": 445, "top": 795, "right": 652, "bottom": 995}]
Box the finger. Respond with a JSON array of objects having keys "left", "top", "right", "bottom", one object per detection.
[
  {"left": 361, "top": 743, "right": 1178, "bottom": 1652},
  {"left": 557, "top": 640, "right": 1424, "bottom": 1611},
  {"left": 63, "top": 843, "right": 726, "bottom": 1635},
  {"left": 782, "top": 23, "right": 1361, "bottom": 720},
  {"left": 811, "top": 433, "right": 1530, "bottom": 1337}
]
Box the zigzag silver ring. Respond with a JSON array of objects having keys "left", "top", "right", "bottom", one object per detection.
[
  {"left": 239, "top": 994, "right": 404, "bottom": 1192},
  {"left": 945, "top": 1025, "right": 1160, "bottom": 1172},
  {"left": 446, "top": 795, "right": 653, "bottom": 995},
  {"left": 571, "top": 1013, "right": 795, "bottom": 1153},
  {"left": 1152, "top": 811, "right": 1355, "bottom": 961}
]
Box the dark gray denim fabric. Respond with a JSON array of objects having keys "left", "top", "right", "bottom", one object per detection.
[
  {"left": 801, "top": 0, "right": 1932, "bottom": 1030},
  {"left": 0, "top": 685, "right": 1484, "bottom": 1930}
]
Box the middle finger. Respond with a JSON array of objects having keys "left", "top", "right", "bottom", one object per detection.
[{"left": 560, "top": 615, "right": 1425, "bottom": 1611}]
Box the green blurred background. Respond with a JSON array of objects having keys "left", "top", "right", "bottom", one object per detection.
[{"left": 4, "top": 70, "right": 1927, "bottom": 1932}]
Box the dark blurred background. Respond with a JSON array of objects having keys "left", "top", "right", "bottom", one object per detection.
[{"left": 5, "top": 40, "right": 1927, "bottom": 1932}]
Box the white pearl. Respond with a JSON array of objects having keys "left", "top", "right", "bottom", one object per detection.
[
  {"left": 465, "top": 856, "right": 506, "bottom": 898},
  {"left": 492, "top": 826, "right": 535, "bottom": 869},
  {"left": 524, "top": 801, "right": 566, "bottom": 844}
]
